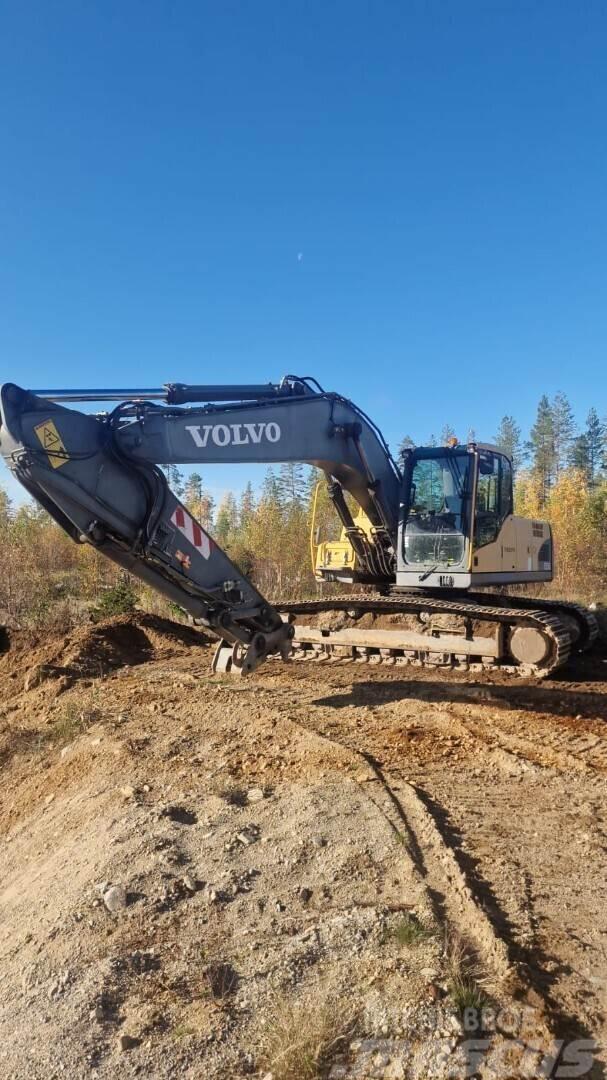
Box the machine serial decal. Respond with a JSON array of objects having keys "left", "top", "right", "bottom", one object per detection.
[
  {"left": 33, "top": 419, "right": 69, "bottom": 469},
  {"left": 185, "top": 421, "right": 281, "bottom": 448},
  {"left": 171, "top": 507, "right": 212, "bottom": 559}
]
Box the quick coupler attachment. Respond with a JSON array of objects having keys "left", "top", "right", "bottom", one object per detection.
[{"left": 211, "top": 623, "right": 294, "bottom": 676}]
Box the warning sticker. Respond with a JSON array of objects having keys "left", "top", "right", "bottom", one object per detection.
[
  {"left": 171, "top": 506, "right": 212, "bottom": 559},
  {"left": 33, "top": 419, "right": 69, "bottom": 469}
]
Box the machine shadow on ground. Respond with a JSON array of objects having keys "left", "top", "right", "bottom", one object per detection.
[{"left": 311, "top": 673, "right": 607, "bottom": 721}]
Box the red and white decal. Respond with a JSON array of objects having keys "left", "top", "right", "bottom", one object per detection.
[{"left": 171, "top": 506, "right": 212, "bottom": 559}]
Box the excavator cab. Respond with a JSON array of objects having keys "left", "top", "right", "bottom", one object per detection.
[
  {"left": 313, "top": 443, "right": 553, "bottom": 592},
  {"left": 397, "top": 443, "right": 552, "bottom": 590}
]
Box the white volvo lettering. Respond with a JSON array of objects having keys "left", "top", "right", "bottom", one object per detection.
[
  {"left": 230, "top": 424, "right": 248, "bottom": 445},
  {"left": 185, "top": 421, "right": 282, "bottom": 449},
  {"left": 211, "top": 424, "right": 230, "bottom": 446},
  {"left": 185, "top": 424, "right": 207, "bottom": 448},
  {"left": 243, "top": 422, "right": 264, "bottom": 444}
]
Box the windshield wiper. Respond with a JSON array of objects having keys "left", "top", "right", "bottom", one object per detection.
[{"left": 418, "top": 564, "right": 438, "bottom": 582}]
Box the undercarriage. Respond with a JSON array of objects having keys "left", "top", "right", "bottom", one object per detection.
[{"left": 263, "top": 591, "right": 599, "bottom": 678}]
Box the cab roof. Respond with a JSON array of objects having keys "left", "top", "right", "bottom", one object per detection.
[{"left": 409, "top": 443, "right": 510, "bottom": 459}]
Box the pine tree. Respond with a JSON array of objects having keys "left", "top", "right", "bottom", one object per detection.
[
  {"left": 305, "top": 466, "right": 323, "bottom": 502},
  {"left": 214, "top": 493, "right": 238, "bottom": 546},
  {"left": 587, "top": 408, "right": 605, "bottom": 481},
  {"left": 199, "top": 492, "right": 215, "bottom": 531},
  {"left": 184, "top": 472, "right": 204, "bottom": 515},
  {"left": 240, "top": 481, "right": 255, "bottom": 526},
  {"left": 570, "top": 434, "right": 591, "bottom": 479},
  {"left": 162, "top": 464, "right": 185, "bottom": 496},
  {"left": 551, "top": 392, "right": 576, "bottom": 476},
  {"left": 183, "top": 472, "right": 214, "bottom": 530},
  {"left": 495, "top": 416, "right": 524, "bottom": 474},
  {"left": 0, "top": 486, "right": 13, "bottom": 525},
  {"left": 276, "top": 462, "right": 308, "bottom": 506},
  {"left": 527, "top": 395, "right": 556, "bottom": 505},
  {"left": 397, "top": 434, "right": 415, "bottom": 463},
  {"left": 261, "top": 467, "right": 281, "bottom": 504},
  {"left": 569, "top": 408, "right": 605, "bottom": 486}
]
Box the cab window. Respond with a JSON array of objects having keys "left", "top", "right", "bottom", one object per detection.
[
  {"left": 403, "top": 452, "right": 471, "bottom": 567},
  {"left": 475, "top": 452, "right": 512, "bottom": 547}
]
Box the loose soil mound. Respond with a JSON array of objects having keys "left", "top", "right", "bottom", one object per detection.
[{"left": 0, "top": 613, "right": 209, "bottom": 686}]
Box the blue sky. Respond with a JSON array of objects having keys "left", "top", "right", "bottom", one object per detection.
[{"left": 1, "top": 1, "right": 606, "bottom": 505}]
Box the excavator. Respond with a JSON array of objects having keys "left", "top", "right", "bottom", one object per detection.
[{"left": 0, "top": 376, "right": 597, "bottom": 677}]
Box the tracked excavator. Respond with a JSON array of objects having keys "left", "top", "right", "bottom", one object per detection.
[{"left": 0, "top": 376, "right": 597, "bottom": 677}]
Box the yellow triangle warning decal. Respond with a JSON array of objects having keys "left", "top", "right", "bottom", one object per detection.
[
  {"left": 34, "top": 419, "right": 69, "bottom": 469},
  {"left": 43, "top": 427, "right": 60, "bottom": 448}
]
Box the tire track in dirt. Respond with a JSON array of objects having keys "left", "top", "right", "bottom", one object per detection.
[
  {"left": 261, "top": 675, "right": 600, "bottom": 1059},
  {"left": 280, "top": 707, "right": 514, "bottom": 987},
  {"left": 459, "top": 713, "right": 607, "bottom": 776},
  {"left": 418, "top": 697, "right": 607, "bottom": 777},
  {"left": 353, "top": 677, "right": 607, "bottom": 777},
  {"left": 243, "top": 654, "right": 607, "bottom": 1069}
]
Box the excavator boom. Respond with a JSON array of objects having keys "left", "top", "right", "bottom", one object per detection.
[{"left": 0, "top": 376, "right": 400, "bottom": 673}]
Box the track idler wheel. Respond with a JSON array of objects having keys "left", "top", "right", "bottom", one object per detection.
[{"left": 508, "top": 626, "right": 552, "bottom": 667}]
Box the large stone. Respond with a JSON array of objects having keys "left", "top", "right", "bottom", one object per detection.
[
  {"left": 24, "top": 664, "right": 53, "bottom": 691},
  {"left": 182, "top": 874, "right": 197, "bottom": 893},
  {"left": 119, "top": 1033, "right": 141, "bottom": 1052},
  {"left": 103, "top": 885, "right": 128, "bottom": 913}
]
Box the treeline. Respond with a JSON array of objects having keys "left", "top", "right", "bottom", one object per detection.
[
  {"left": 0, "top": 392, "right": 606, "bottom": 633},
  {"left": 496, "top": 396, "right": 606, "bottom": 494},
  {"left": 500, "top": 395, "right": 607, "bottom": 596},
  {"left": 400, "top": 395, "right": 607, "bottom": 492}
]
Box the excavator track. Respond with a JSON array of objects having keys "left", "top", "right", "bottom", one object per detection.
[
  {"left": 462, "top": 591, "right": 599, "bottom": 652},
  {"left": 276, "top": 593, "right": 576, "bottom": 677}
]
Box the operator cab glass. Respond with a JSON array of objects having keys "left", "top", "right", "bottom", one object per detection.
[
  {"left": 401, "top": 446, "right": 514, "bottom": 572},
  {"left": 402, "top": 448, "right": 472, "bottom": 569},
  {"left": 475, "top": 450, "right": 513, "bottom": 546}
]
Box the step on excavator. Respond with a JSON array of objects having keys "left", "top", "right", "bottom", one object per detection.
[{"left": 0, "top": 376, "right": 598, "bottom": 677}]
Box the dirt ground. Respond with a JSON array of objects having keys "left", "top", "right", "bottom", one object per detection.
[{"left": 0, "top": 614, "right": 606, "bottom": 1079}]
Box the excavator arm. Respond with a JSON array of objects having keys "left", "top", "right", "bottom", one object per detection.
[{"left": 0, "top": 377, "right": 401, "bottom": 673}]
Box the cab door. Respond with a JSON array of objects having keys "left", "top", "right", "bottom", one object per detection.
[{"left": 473, "top": 451, "right": 516, "bottom": 574}]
